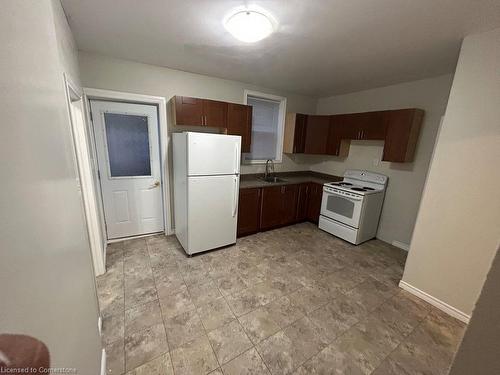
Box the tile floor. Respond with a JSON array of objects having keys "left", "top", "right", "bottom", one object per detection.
[{"left": 96, "top": 223, "right": 465, "bottom": 375}]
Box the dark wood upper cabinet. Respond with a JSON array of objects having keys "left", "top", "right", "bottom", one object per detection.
[
  {"left": 338, "top": 112, "right": 386, "bottom": 140},
  {"left": 283, "top": 113, "right": 307, "bottom": 153},
  {"left": 237, "top": 187, "right": 261, "bottom": 237},
  {"left": 382, "top": 109, "right": 424, "bottom": 162},
  {"left": 327, "top": 115, "right": 350, "bottom": 157},
  {"left": 360, "top": 111, "right": 387, "bottom": 140},
  {"left": 227, "top": 103, "right": 252, "bottom": 153},
  {"left": 304, "top": 115, "right": 330, "bottom": 154},
  {"left": 203, "top": 99, "right": 227, "bottom": 127},
  {"left": 174, "top": 96, "right": 203, "bottom": 126},
  {"left": 173, "top": 95, "right": 227, "bottom": 127},
  {"left": 284, "top": 109, "right": 423, "bottom": 162}
]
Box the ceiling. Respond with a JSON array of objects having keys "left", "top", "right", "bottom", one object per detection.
[{"left": 61, "top": 0, "right": 500, "bottom": 97}]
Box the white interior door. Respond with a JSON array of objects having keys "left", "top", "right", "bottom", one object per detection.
[{"left": 91, "top": 100, "right": 164, "bottom": 239}]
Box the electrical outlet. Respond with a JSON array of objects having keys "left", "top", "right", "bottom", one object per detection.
[{"left": 373, "top": 158, "right": 380, "bottom": 166}]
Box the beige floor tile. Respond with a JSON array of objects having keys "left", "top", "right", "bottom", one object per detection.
[
  {"left": 222, "top": 348, "right": 270, "bottom": 375},
  {"left": 197, "top": 297, "right": 235, "bottom": 331},
  {"left": 344, "top": 277, "right": 397, "bottom": 312},
  {"left": 105, "top": 339, "right": 125, "bottom": 375},
  {"left": 207, "top": 320, "right": 253, "bottom": 365},
  {"left": 299, "top": 343, "right": 365, "bottom": 375},
  {"left": 124, "top": 323, "right": 168, "bottom": 371},
  {"left": 288, "top": 285, "right": 329, "bottom": 314},
  {"left": 265, "top": 295, "right": 304, "bottom": 329},
  {"left": 170, "top": 335, "right": 219, "bottom": 375},
  {"left": 159, "top": 290, "right": 195, "bottom": 319},
  {"left": 283, "top": 316, "right": 330, "bottom": 365},
  {"left": 100, "top": 226, "right": 461, "bottom": 375},
  {"left": 154, "top": 270, "right": 186, "bottom": 298},
  {"left": 164, "top": 309, "right": 205, "bottom": 349},
  {"left": 225, "top": 288, "right": 263, "bottom": 317},
  {"left": 125, "top": 352, "right": 173, "bottom": 375},
  {"left": 188, "top": 279, "right": 223, "bottom": 306},
  {"left": 103, "top": 313, "right": 125, "bottom": 345},
  {"left": 125, "top": 300, "right": 162, "bottom": 335},
  {"left": 371, "top": 290, "right": 430, "bottom": 337},
  {"left": 215, "top": 274, "right": 249, "bottom": 296},
  {"left": 329, "top": 327, "right": 385, "bottom": 375},
  {"left": 256, "top": 330, "right": 301, "bottom": 375},
  {"left": 239, "top": 307, "right": 281, "bottom": 344}
]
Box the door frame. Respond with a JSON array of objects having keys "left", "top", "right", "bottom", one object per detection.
[
  {"left": 63, "top": 75, "right": 106, "bottom": 276},
  {"left": 83, "top": 88, "right": 173, "bottom": 242}
]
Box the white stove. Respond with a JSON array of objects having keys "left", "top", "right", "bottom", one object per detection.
[{"left": 319, "top": 170, "right": 388, "bottom": 245}]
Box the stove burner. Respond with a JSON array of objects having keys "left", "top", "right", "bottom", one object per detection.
[
  {"left": 338, "top": 182, "right": 352, "bottom": 186},
  {"left": 363, "top": 187, "right": 375, "bottom": 190},
  {"left": 351, "top": 187, "right": 366, "bottom": 191}
]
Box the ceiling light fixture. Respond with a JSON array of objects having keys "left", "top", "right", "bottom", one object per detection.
[{"left": 224, "top": 8, "right": 276, "bottom": 43}]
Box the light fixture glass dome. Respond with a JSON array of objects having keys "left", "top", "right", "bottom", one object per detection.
[{"left": 224, "top": 10, "right": 275, "bottom": 43}]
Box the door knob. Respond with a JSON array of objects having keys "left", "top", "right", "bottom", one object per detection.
[{"left": 149, "top": 180, "right": 160, "bottom": 189}]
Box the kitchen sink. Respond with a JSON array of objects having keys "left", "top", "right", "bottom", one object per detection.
[{"left": 258, "top": 176, "right": 287, "bottom": 183}]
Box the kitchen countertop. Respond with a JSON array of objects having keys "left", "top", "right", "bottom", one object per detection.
[{"left": 239, "top": 171, "right": 342, "bottom": 189}]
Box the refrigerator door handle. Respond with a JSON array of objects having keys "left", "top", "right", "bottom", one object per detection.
[
  {"left": 232, "top": 176, "right": 238, "bottom": 217},
  {"left": 233, "top": 143, "right": 240, "bottom": 174}
]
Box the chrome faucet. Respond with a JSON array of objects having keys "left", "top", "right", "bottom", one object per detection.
[{"left": 264, "top": 159, "right": 275, "bottom": 180}]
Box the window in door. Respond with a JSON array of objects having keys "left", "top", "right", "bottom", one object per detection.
[
  {"left": 242, "top": 90, "right": 286, "bottom": 163},
  {"left": 104, "top": 113, "right": 152, "bottom": 177}
]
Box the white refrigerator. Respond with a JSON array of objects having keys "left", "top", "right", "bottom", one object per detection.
[{"left": 173, "top": 132, "right": 241, "bottom": 255}]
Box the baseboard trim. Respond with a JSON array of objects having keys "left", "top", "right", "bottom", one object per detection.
[
  {"left": 100, "top": 348, "right": 106, "bottom": 375},
  {"left": 399, "top": 280, "right": 470, "bottom": 324},
  {"left": 392, "top": 240, "right": 410, "bottom": 251}
]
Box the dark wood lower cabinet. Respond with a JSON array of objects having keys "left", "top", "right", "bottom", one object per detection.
[
  {"left": 296, "top": 183, "right": 309, "bottom": 222},
  {"left": 259, "top": 186, "right": 284, "bottom": 231},
  {"left": 237, "top": 182, "right": 324, "bottom": 237},
  {"left": 306, "top": 183, "right": 323, "bottom": 224},
  {"left": 281, "top": 185, "right": 299, "bottom": 225},
  {"left": 237, "top": 188, "right": 261, "bottom": 237}
]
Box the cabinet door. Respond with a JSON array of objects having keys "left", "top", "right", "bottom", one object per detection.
[
  {"left": 237, "top": 188, "right": 261, "bottom": 237},
  {"left": 260, "top": 186, "right": 284, "bottom": 230},
  {"left": 382, "top": 109, "right": 423, "bottom": 162},
  {"left": 304, "top": 115, "right": 330, "bottom": 154},
  {"left": 327, "top": 115, "right": 349, "bottom": 156},
  {"left": 293, "top": 114, "right": 308, "bottom": 153},
  {"left": 227, "top": 103, "right": 252, "bottom": 153},
  {"left": 281, "top": 185, "right": 299, "bottom": 226},
  {"left": 360, "top": 111, "right": 387, "bottom": 140},
  {"left": 306, "top": 183, "right": 323, "bottom": 224},
  {"left": 203, "top": 99, "right": 227, "bottom": 127},
  {"left": 296, "top": 183, "right": 309, "bottom": 222},
  {"left": 175, "top": 96, "right": 203, "bottom": 126}
]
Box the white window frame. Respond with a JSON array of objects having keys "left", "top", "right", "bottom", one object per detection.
[{"left": 243, "top": 89, "right": 287, "bottom": 164}]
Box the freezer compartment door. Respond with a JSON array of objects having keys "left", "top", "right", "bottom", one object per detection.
[
  {"left": 187, "top": 132, "right": 241, "bottom": 176},
  {"left": 187, "top": 175, "right": 239, "bottom": 254}
]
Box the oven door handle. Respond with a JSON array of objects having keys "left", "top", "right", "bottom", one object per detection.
[{"left": 325, "top": 192, "right": 363, "bottom": 201}]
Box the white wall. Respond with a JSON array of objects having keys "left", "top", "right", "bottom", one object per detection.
[
  {"left": 78, "top": 51, "right": 317, "bottom": 175},
  {"left": 402, "top": 28, "right": 500, "bottom": 316},
  {"left": 0, "top": 0, "right": 101, "bottom": 373},
  {"left": 310, "top": 74, "right": 454, "bottom": 247}
]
